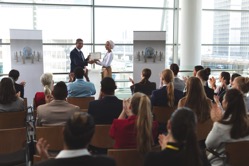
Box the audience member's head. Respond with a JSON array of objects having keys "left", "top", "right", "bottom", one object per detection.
[
  {"left": 185, "top": 77, "right": 210, "bottom": 122},
  {"left": 220, "top": 89, "right": 249, "bottom": 139},
  {"left": 170, "top": 63, "right": 180, "bottom": 76},
  {"left": 101, "top": 77, "right": 117, "bottom": 95},
  {"left": 130, "top": 92, "right": 153, "bottom": 154},
  {"left": 197, "top": 68, "right": 211, "bottom": 82},
  {"left": 53, "top": 81, "right": 68, "bottom": 100},
  {"left": 40, "top": 73, "right": 53, "bottom": 89},
  {"left": 140, "top": 68, "right": 151, "bottom": 84},
  {"left": 8, "top": 69, "right": 20, "bottom": 82},
  {"left": 219, "top": 71, "right": 230, "bottom": 86},
  {"left": 168, "top": 107, "right": 202, "bottom": 166},
  {"left": 232, "top": 76, "right": 249, "bottom": 94},
  {"left": 74, "top": 67, "right": 84, "bottom": 79},
  {"left": 193, "top": 65, "right": 204, "bottom": 76},
  {"left": 230, "top": 73, "right": 241, "bottom": 86},
  {"left": 0, "top": 77, "right": 17, "bottom": 104},
  {"left": 63, "top": 112, "right": 95, "bottom": 149},
  {"left": 161, "top": 69, "right": 175, "bottom": 107}
]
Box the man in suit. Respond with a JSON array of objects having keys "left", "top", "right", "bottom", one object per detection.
[
  {"left": 88, "top": 77, "right": 122, "bottom": 124},
  {"left": 8, "top": 69, "right": 25, "bottom": 98},
  {"left": 70, "top": 38, "right": 93, "bottom": 82},
  {"left": 36, "top": 81, "right": 80, "bottom": 126},
  {"left": 170, "top": 63, "right": 185, "bottom": 92},
  {"left": 34, "top": 112, "right": 115, "bottom": 166}
]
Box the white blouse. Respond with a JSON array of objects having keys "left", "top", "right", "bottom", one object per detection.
[{"left": 97, "top": 52, "right": 113, "bottom": 67}]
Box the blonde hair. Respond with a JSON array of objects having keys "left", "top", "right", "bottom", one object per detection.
[
  {"left": 40, "top": 73, "right": 53, "bottom": 91},
  {"left": 235, "top": 76, "right": 249, "bottom": 94},
  {"left": 130, "top": 92, "right": 153, "bottom": 154},
  {"left": 161, "top": 69, "right": 175, "bottom": 107}
]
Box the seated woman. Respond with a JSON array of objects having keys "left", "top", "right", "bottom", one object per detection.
[
  {"left": 0, "top": 77, "right": 24, "bottom": 112},
  {"left": 206, "top": 89, "right": 249, "bottom": 166},
  {"left": 130, "top": 68, "right": 156, "bottom": 96},
  {"left": 145, "top": 107, "right": 210, "bottom": 166},
  {"left": 34, "top": 73, "right": 53, "bottom": 109},
  {"left": 109, "top": 92, "right": 158, "bottom": 154},
  {"left": 8, "top": 69, "right": 25, "bottom": 98},
  {"left": 151, "top": 69, "right": 183, "bottom": 107},
  {"left": 197, "top": 68, "right": 214, "bottom": 102}
]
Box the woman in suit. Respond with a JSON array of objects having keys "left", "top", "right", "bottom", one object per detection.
[
  {"left": 109, "top": 92, "right": 158, "bottom": 154},
  {"left": 151, "top": 69, "right": 183, "bottom": 107}
]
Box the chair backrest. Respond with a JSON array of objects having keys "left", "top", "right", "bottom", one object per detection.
[
  {"left": 196, "top": 119, "right": 213, "bottom": 141},
  {"left": 67, "top": 97, "right": 95, "bottom": 109},
  {"left": 35, "top": 126, "right": 64, "bottom": 151},
  {"left": 152, "top": 106, "right": 175, "bottom": 123},
  {"left": 107, "top": 145, "right": 161, "bottom": 166},
  {"left": 0, "top": 111, "right": 26, "bottom": 129},
  {"left": 0, "top": 127, "right": 26, "bottom": 154},
  {"left": 225, "top": 141, "right": 249, "bottom": 166},
  {"left": 24, "top": 98, "right": 28, "bottom": 111},
  {"left": 90, "top": 124, "right": 114, "bottom": 149}
]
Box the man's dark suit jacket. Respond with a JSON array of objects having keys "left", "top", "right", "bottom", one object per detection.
[
  {"left": 14, "top": 83, "right": 24, "bottom": 98},
  {"left": 34, "top": 155, "right": 115, "bottom": 166},
  {"left": 204, "top": 86, "right": 214, "bottom": 102},
  {"left": 70, "top": 48, "right": 88, "bottom": 72},
  {"left": 130, "top": 81, "right": 156, "bottom": 96},
  {"left": 151, "top": 86, "right": 184, "bottom": 107},
  {"left": 88, "top": 96, "right": 123, "bottom": 124}
]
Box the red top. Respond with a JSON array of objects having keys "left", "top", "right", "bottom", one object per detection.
[
  {"left": 109, "top": 115, "right": 158, "bottom": 149},
  {"left": 34, "top": 92, "right": 45, "bottom": 109}
]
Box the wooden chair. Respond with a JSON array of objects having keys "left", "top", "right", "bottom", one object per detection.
[
  {"left": 90, "top": 125, "right": 114, "bottom": 149},
  {"left": 225, "top": 141, "right": 249, "bottom": 166},
  {"left": 152, "top": 106, "right": 175, "bottom": 123},
  {"left": 196, "top": 119, "right": 213, "bottom": 141},
  {"left": 0, "top": 128, "right": 26, "bottom": 166},
  {"left": 0, "top": 111, "right": 27, "bottom": 129},
  {"left": 24, "top": 98, "right": 28, "bottom": 111},
  {"left": 108, "top": 145, "right": 161, "bottom": 166},
  {"left": 67, "top": 97, "right": 95, "bottom": 109}
]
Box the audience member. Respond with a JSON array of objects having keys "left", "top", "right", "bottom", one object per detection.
[
  {"left": 232, "top": 76, "right": 249, "bottom": 112},
  {"left": 151, "top": 69, "right": 183, "bottom": 107},
  {"left": 67, "top": 67, "right": 96, "bottom": 97},
  {"left": 193, "top": 65, "right": 204, "bottom": 76},
  {"left": 8, "top": 69, "right": 25, "bottom": 98},
  {"left": 0, "top": 77, "right": 24, "bottom": 112},
  {"left": 145, "top": 107, "right": 209, "bottom": 166},
  {"left": 178, "top": 77, "right": 211, "bottom": 123},
  {"left": 34, "top": 112, "right": 115, "bottom": 166},
  {"left": 36, "top": 81, "right": 80, "bottom": 126},
  {"left": 88, "top": 77, "right": 122, "bottom": 124},
  {"left": 229, "top": 73, "right": 241, "bottom": 88},
  {"left": 130, "top": 68, "right": 156, "bottom": 96},
  {"left": 109, "top": 92, "right": 158, "bottom": 154},
  {"left": 206, "top": 89, "right": 249, "bottom": 166},
  {"left": 34, "top": 73, "right": 54, "bottom": 108},
  {"left": 197, "top": 68, "right": 214, "bottom": 101},
  {"left": 170, "top": 63, "right": 185, "bottom": 92}
]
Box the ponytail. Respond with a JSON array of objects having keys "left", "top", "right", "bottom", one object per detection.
[
  {"left": 44, "top": 85, "right": 52, "bottom": 96},
  {"left": 167, "top": 82, "right": 175, "bottom": 107}
]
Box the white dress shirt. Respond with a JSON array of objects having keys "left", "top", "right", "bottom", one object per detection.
[{"left": 56, "top": 148, "right": 90, "bottom": 159}]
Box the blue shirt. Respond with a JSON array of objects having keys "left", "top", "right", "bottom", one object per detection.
[{"left": 67, "top": 79, "right": 96, "bottom": 97}]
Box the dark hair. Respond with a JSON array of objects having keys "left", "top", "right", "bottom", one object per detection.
[
  {"left": 53, "top": 81, "right": 68, "bottom": 100},
  {"left": 64, "top": 112, "right": 95, "bottom": 149},
  {"left": 171, "top": 107, "right": 202, "bottom": 166},
  {"left": 194, "top": 65, "right": 204, "bottom": 73},
  {"left": 101, "top": 77, "right": 117, "bottom": 95},
  {"left": 8, "top": 69, "right": 20, "bottom": 82},
  {"left": 140, "top": 68, "right": 151, "bottom": 84},
  {"left": 231, "top": 73, "right": 241, "bottom": 82},
  {"left": 185, "top": 77, "right": 211, "bottom": 122},
  {"left": 220, "top": 89, "right": 249, "bottom": 139},
  {"left": 220, "top": 71, "right": 230, "bottom": 85},
  {"left": 74, "top": 67, "right": 84, "bottom": 79},
  {"left": 76, "top": 38, "right": 83, "bottom": 44},
  {"left": 197, "top": 68, "right": 210, "bottom": 81},
  {"left": 170, "top": 63, "right": 179, "bottom": 76},
  {"left": 0, "top": 77, "right": 17, "bottom": 104}
]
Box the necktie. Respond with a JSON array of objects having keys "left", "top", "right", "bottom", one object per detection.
[{"left": 79, "top": 51, "right": 84, "bottom": 61}]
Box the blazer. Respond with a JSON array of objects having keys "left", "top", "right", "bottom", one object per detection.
[
  {"left": 88, "top": 96, "right": 123, "bottom": 124},
  {"left": 130, "top": 81, "right": 156, "bottom": 96},
  {"left": 70, "top": 48, "right": 88, "bottom": 72},
  {"left": 36, "top": 100, "right": 80, "bottom": 126},
  {"left": 151, "top": 86, "right": 184, "bottom": 107},
  {"left": 34, "top": 155, "right": 115, "bottom": 166},
  {"left": 204, "top": 86, "right": 214, "bottom": 102},
  {"left": 14, "top": 83, "right": 24, "bottom": 98}
]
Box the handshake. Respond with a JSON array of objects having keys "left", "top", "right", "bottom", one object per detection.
[
  {"left": 86, "top": 53, "right": 101, "bottom": 64},
  {"left": 88, "top": 58, "right": 100, "bottom": 64}
]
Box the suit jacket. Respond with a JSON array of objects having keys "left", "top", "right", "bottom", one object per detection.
[
  {"left": 151, "top": 86, "right": 184, "bottom": 107},
  {"left": 34, "top": 155, "right": 115, "bottom": 166},
  {"left": 14, "top": 83, "right": 24, "bottom": 98},
  {"left": 130, "top": 81, "right": 156, "bottom": 96},
  {"left": 88, "top": 96, "right": 122, "bottom": 124},
  {"left": 204, "top": 86, "right": 214, "bottom": 102},
  {"left": 36, "top": 100, "right": 80, "bottom": 126},
  {"left": 70, "top": 48, "right": 88, "bottom": 72}
]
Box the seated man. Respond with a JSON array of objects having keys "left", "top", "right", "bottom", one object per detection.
[
  {"left": 34, "top": 112, "right": 115, "bottom": 166},
  {"left": 88, "top": 77, "right": 122, "bottom": 124},
  {"left": 36, "top": 81, "right": 80, "bottom": 126},
  {"left": 67, "top": 67, "right": 96, "bottom": 97},
  {"left": 8, "top": 69, "right": 25, "bottom": 98}
]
